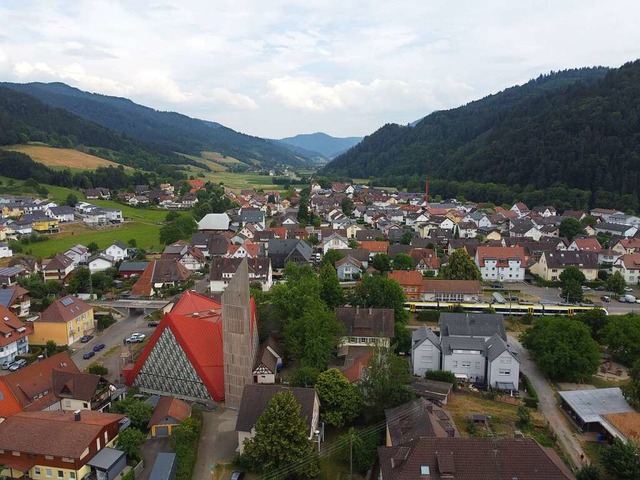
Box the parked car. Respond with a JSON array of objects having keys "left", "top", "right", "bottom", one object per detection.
[
  {"left": 80, "top": 335, "right": 94, "bottom": 343},
  {"left": 229, "top": 472, "right": 245, "bottom": 480},
  {"left": 624, "top": 287, "right": 633, "bottom": 292},
  {"left": 126, "top": 333, "right": 146, "bottom": 343},
  {"left": 83, "top": 351, "right": 95, "bottom": 360},
  {"left": 581, "top": 285, "right": 591, "bottom": 291},
  {"left": 601, "top": 295, "right": 611, "bottom": 302},
  {"left": 2, "top": 360, "right": 12, "bottom": 370},
  {"left": 9, "top": 359, "right": 27, "bottom": 371},
  {"left": 148, "top": 321, "right": 159, "bottom": 327},
  {"left": 595, "top": 286, "right": 605, "bottom": 291},
  {"left": 93, "top": 343, "right": 106, "bottom": 352},
  {"left": 624, "top": 294, "right": 637, "bottom": 303},
  {"left": 490, "top": 283, "right": 504, "bottom": 289}
]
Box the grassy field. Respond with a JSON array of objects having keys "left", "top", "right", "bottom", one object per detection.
[
  {"left": 176, "top": 152, "right": 227, "bottom": 172},
  {"left": 26, "top": 222, "right": 161, "bottom": 257},
  {"left": 201, "top": 151, "right": 243, "bottom": 164},
  {"left": 3, "top": 145, "right": 123, "bottom": 169}
]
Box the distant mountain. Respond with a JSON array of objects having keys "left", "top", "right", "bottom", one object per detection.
[
  {"left": 278, "top": 132, "right": 362, "bottom": 160},
  {"left": 0, "top": 82, "right": 310, "bottom": 168},
  {"left": 0, "top": 86, "right": 197, "bottom": 172},
  {"left": 323, "top": 64, "right": 640, "bottom": 205}
]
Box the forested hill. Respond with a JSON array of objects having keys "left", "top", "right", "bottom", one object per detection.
[
  {"left": 278, "top": 132, "right": 363, "bottom": 160},
  {"left": 0, "top": 86, "right": 199, "bottom": 173},
  {"left": 323, "top": 64, "right": 640, "bottom": 201},
  {"left": 0, "top": 82, "right": 310, "bottom": 168}
]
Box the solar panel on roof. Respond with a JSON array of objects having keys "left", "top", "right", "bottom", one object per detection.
[
  {"left": 0, "top": 289, "right": 13, "bottom": 307},
  {"left": 60, "top": 297, "right": 74, "bottom": 306}
]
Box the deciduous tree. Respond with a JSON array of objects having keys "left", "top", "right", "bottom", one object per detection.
[
  {"left": 392, "top": 253, "right": 414, "bottom": 271},
  {"left": 322, "top": 249, "right": 345, "bottom": 267},
  {"left": 439, "top": 249, "right": 481, "bottom": 281},
  {"left": 601, "top": 314, "right": 640, "bottom": 366},
  {"left": 115, "top": 428, "right": 146, "bottom": 462},
  {"left": 112, "top": 398, "right": 153, "bottom": 431},
  {"left": 242, "top": 390, "right": 320, "bottom": 478},
  {"left": 602, "top": 438, "right": 640, "bottom": 480},
  {"left": 559, "top": 217, "right": 584, "bottom": 241},
  {"left": 315, "top": 369, "right": 363, "bottom": 427},
  {"left": 319, "top": 263, "right": 344, "bottom": 309},
  {"left": 623, "top": 359, "right": 640, "bottom": 410},
  {"left": 606, "top": 271, "right": 627, "bottom": 295},
  {"left": 371, "top": 253, "right": 392, "bottom": 273}
]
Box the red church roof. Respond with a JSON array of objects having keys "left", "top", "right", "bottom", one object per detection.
[{"left": 171, "top": 291, "right": 222, "bottom": 320}]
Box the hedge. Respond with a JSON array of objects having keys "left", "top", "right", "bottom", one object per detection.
[{"left": 521, "top": 374, "right": 539, "bottom": 408}]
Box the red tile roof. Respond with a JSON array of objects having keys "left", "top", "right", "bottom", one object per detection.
[
  {"left": 0, "top": 378, "right": 22, "bottom": 418},
  {"left": 148, "top": 396, "right": 191, "bottom": 428},
  {"left": 170, "top": 291, "right": 222, "bottom": 319},
  {"left": 476, "top": 246, "right": 526, "bottom": 268},
  {"left": 39, "top": 295, "right": 92, "bottom": 323},
  {"left": 341, "top": 350, "right": 373, "bottom": 383},
  {"left": 359, "top": 241, "right": 389, "bottom": 253},
  {"left": 0, "top": 305, "right": 32, "bottom": 348},
  {"left": 572, "top": 237, "right": 602, "bottom": 251},
  {"left": 388, "top": 270, "right": 423, "bottom": 286}
]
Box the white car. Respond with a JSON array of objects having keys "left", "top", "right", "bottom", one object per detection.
[
  {"left": 126, "top": 333, "right": 146, "bottom": 343},
  {"left": 624, "top": 287, "right": 633, "bottom": 292}
]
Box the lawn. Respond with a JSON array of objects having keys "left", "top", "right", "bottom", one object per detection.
[
  {"left": 207, "top": 172, "right": 305, "bottom": 192},
  {"left": 201, "top": 151, "right": 243, "bottom": 164},
  {"left": 3, "top": 145, "right": 124, "bottom": 169},
  {"left": 26, "top": 222, "right": 161, "bottom": 257}
]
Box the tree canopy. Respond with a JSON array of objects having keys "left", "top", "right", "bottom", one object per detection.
[
  {"left": 315, "top": 369, "right": 363, "bottom": 427},
  {"left": 392, "top": 253, "right": 414, "bottom": 271},
  {"left": 602, "top": 438, "right": 640, "bottom": 480},
  {"left": 559, "top": 218, "right": 584, "bottom": 241},
  {"left": 439, "top": 249, "right": 481, "bottom": 281},
  {"left": 159, "top": 214, "right": 198, "bottom": 245},
  {"left": 242, "top": 390, "right": 320, "bottom": 478},
  {"left": 606, "top": 271, "right": 627, "bottom": 295},
  {"left": 521, "top": 316, "right": 600, "bottom": 381},
  {"left": 601, "top": 314, "right": 640, "bottom": 366}
]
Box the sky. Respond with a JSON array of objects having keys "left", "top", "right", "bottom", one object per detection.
[{"left": 1, "top": 1, "right": 639, "bottom": 139}]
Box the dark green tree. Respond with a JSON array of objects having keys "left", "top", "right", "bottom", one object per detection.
[
  {"left": 65, "top": 193, "right": 78, "bottom": 207},
  {"left": 291, "top": 366, "right": 320, "bottom": 387},
  {"left": 322, "top": 249, "right": 345, "bottom": 267},
  {"left": 394, "top": 323, "right": 412, "bottom": 354},
  {"left": 371, "top": 253, "right": 392, "bottom": 273},
  {"left": 242, "top": 390, "right": 320, "bottom": 478},
  {"left": 359, "top": 348, "right": 414, "bottom": 419},
  {"left": 315, "top": 369, "right": 363, "bottom": 427},
  {"left": 87, "top": 363, "right": 108, "bottom": 376},
  {"left": 68, "top": 267, "right": 91, "bottom": 293},
  {"left": 575, "top": 465, "right": 601, "bottom": 480},
  {"left": 112, "top": 398, "right": 153, "bottom": 431},
  {"left": 439, "top": 249, "right": 481, "bottom": 281},
  {"left": 400, "top": 231, "right": 414, "bottom": 245},
  {"left": 521, "top": 316, "right": 600, "bottom": 381},
  {"left": 606, "top": 271, "right": 627, "bottom": 295},
  {"left": 341, "top": 197, "right": 354, "bottom": 216},
  {"left": 319, "top": 263, "right": 344, "bottom": 309},
  {"left": 336, "top": 428, "right": 381, "bottom": 474},
  {"left": 575, "top": 309, "right": 609, "bottom": 341},
  {"left": 115, "top": 428, "right": 146, "bottom": 462},
  {"left": 623, "top": 359, "right": 640, "bottom": 410},
  {"left": 45, "top": 340, "right": 58, "bottom": 357},
  {"left": 602, "top": 438, "right": 640, "bottom": 480},
  {"left": 159, "top": 215, "right": 197, "bottom": 245},
  {"left": 87, "top": 242, "right": 99, "bottom": 254},
  {"left": 601, "top": 314, "right": 640, "bottom": 365},
  {"left": 559, "top": 218, "right": 584, "bottom": 241},
  {"left": 349, "top": 274, "right": 409, "bottom": 324},
  {"left": 560, "top": 266, "right": 586, "bottom": 302},
  {"left": 392, "top": 253, "right": 414, "bottom": 271}
]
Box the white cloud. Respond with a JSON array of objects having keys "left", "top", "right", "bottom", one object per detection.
[{"left": 208, "top": 88, "right": 258, "bottom": 110}]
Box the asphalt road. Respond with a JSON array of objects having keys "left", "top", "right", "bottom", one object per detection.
[{"left": 508, "top": 334, "right": 585, "bottom": 469}]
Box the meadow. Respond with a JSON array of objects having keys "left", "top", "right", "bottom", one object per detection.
[{"left": 3, "top": 145, "right": 123, "bottom": 169}]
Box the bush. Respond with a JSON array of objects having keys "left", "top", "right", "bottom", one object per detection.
[
  {"left": 425, "top": 370, "right": 457, "bottom": 387},
  {"left": 96, "top": 313, "right": 116, "bottom": 331},
  {"left": 172, "top": 417, "right": 202, "bottom": 480},
  {"left": 417, "top": 311, "right": 440, "bottom": 322},
  {"left": 523, "top": 397, "right": 539, "bottom": 408},
  {"left": 88, "top": 363, "right": 108, "bottom": 376}
]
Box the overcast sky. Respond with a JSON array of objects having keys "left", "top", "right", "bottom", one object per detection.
[{"left": 1, "top": 1, "right": 639, "bottom": 139}]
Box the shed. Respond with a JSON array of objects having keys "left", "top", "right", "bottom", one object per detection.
[
  {"left": 558, "top": 387, "right": 633, "bottom": 435},
  {"left": 148, "top": 396, "right": 191, "bottom": 437},
  {"left": 149, "top": 452, "right": 177, "bottom": 480},
  {"left": 86, "top": 447, "right": 127, "bottom": 480}
]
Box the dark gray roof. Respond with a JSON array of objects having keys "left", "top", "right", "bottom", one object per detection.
[
  {"left": 485, "top": 334, "right": 518, "bottom": 363},
  {"left": 119, "top": 262, "right": 149, "bottom": 272},
  {"left": 543, "top": 251, "right": 598, "bottom": 269},
  {"left": 241, "top": 209, "right": 265, "bottom": 224},
  {"left": 210, "top": 257, "right": 271, "bottom": 281},
  {"left": 235, "top": 385, "right": 317, "bottom": 432},
  {"left": 86, "top": 447, "right": 126, "bottom": 470},
  {"left": 48, "top": 206, "right": 75, "bottom": 215},
  {"left": 439, "top": 313, "right": 506, "bottom": 341},
  {"left": 335, "top": 307, "right": 395, "bottom": 338},
  {"left": 355, "top": 229, "right": 383, "bottom": 241},
  {"left": 441, "top": 336, "right": 486, "bottom": 355},
  {"left": 411, "top": 378, "right": 453, "bottom": 399},
  {"left": 335, "top": 248, "right": 369, "bottom": 263},
  {"left": 412, "top": 325, "right": 441, "bottom": 352},
  {"left": 385, "top": 398, "right": 437, "bottom": 445},
  {"left": 149, "top": 453, "right": 177, "bottom": 480},
  {"left": 268, "top": 239, "right": 312, "bottom": 268}
]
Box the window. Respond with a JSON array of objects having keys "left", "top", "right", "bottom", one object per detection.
[
  {"left": 46, "top": 469, "right": 52, "bottom": 478},
  {"left": 421, "top": 356, "right": 433, "bottom": 363},
  {"left": 461, "top": 361, "right": 471, "bottom": 368},
  {"left": 499, "top": 357, "right": 512, "bottom": 364},
  {"left": 452, "top": 361, "right": 458, "bottom": 368},
  {"left": 65, "top": 400, "right": 71, "bottom": 407},
  {"left": 70, "top": 474, "right": 75, "bottom": 480},
  {"left": 35, "top": 468, "right": 41, "bottom": 476},
  {"left": 499, "top": 369, "right": 511, "bottom": 376},
  {"left": 58, "top": 471, "right": 64, "bottom": 479}
]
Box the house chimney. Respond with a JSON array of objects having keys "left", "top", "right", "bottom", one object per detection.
[{"left": 74, "top": 410, "right": 81, "bottom": 421}]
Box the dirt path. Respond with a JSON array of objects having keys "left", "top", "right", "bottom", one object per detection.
[{"left": 508, "top": 334, "right": 585, "bottom": 469}]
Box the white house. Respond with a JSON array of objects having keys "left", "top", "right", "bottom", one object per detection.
[
  {"left": 64, "top": 244, "right": 90, "bottom": 267},
  {"left": 320, "top": 232, "right": 349, "bottom": 254},
  {"left": 475, "top": 246, "right": 526, "bottom": 282},
  {"left": 46, "top": 206, "right": 75, "bottom": 222},
  {"left": 612, "top": 253, "right": 640, "bottom": 285},
  {"left": 411, "top": 325, "right": 442, "bottom": 376},
  {"left": 0, "top": 242, "right": 13, "bottom": 258},
  {"left": 0, "top": 306, "right": 31, "bottom": 368},
  {"left": 485, "top": 335, "right": 520, "bottom": 392},
  {"left": 105, "top": 208, "right": 124, "bottom": 223},
  {"left": 105, "top": 241, "right": 129, "bottom": 262},
  {"left": 88, "top": 253, "right": 116, "bottom": 274},
  {"left": 335, "top": 256, "right": 363, "bottom": 281},
  {"left": 252, "top": 337, "right": 282, "bottom": 384}
]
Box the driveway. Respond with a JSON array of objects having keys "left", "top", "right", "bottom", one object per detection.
[
  {"left": 508, "top": 334, "right": 585, "bottom": 469},
  {"left": 193, "top": 408, "right": 239, "bottom": 480},
  {"left": 138, "top": 437, "right": 172, "bottom": 480}
]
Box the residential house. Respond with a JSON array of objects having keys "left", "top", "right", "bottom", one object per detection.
[
  {"left": 236, "top": 385, "right": 320, "bottom": 454},
  {"left": 0, "top": 305, "right": 32, "bottom": 368},
  {"left": 388, "top": 270, "right": 423, "bottom": 301},
  {"left": 568, "top": 237, "right": 602, "bottom": 252},
  {"left": 0, "top": 242, "right": 12, "bottom": 258},
  {"left": 161, "top": 241, "right": 206, "bottom": 271},
  {"left": 359, "top": 240, "right": 389, "bottom": 259},
  {"left": 31, "top": 295, "right": 95, "bottom": 346},
  {"left": 335, "top": 256, "right": 363, "bottom": 281},
  {"left": 0, "top": 410, "right": 127, "bottom": 480},
  {"left": 411, "top": 325, "right": 441, "bottom": 376},
  {"left": 0, "top": 285, "right": 31, "bottom": 317},
  {"left": 532, "top": 206, "right": 557, "bottom": 217},
  {"left": 88, "top": 253, "right": 116, "bottom": 274},
  {"left": 335, "top": 307, "right": 395, "bottom": 349},
  {"left": 105, "top": 241, "right": 129, "bottom": 262},
  {"left": 595, "top": 222, "right": 638, "bottom": 238},
  {"left": 532, "top": 251, "right": 598, "bottom": 282},
  {"left": 612, "top": 238, "right": 640, "bottom": 255},
  {"left": 42, "top": 254, "right": 75, "bottom": 282},
  {"left": 147, "top": 396, "right": 191, "bottom": 437},
  {"left": 209, "top": 257, "right": 272, "bottom": 293},
  {"left": 85, "top": 187, "right": 111, "bottom": 199},
  {"left": 475, "top": 246, "right": 526, "bottom": 282},
  {"left": 63, "top": 245, "right": 90, "bottom": 267},
  {"left": 267, "top": 239, "right": 312, "bottom": 269},
  {"left": 130, "top": 259, "right": 192, "bottom": 297},
  {"left": 409, "top": 248, "right": 440, "bottom": 275},
  {"left": 612, "top": 254, "right": 640, "bottom": 285},
  {"left": 320, "top": 231, "right": 349, "bottom": 254},
  {"left": 377, "top": 437, "right": 573, "bottom": 480},
  {"left": 0, "top": 266, "right": 25, "bottom": 286},
  {"left": 385, "top": 398, "right": 458, "bottom": 446},
  {"left": 252, "top": 336, "right": 283, "bottom": 384},
  {"left": 510, "top": 202, "right": 530, "bottom": 217},
  {"left": 197, "top": 213, "right": 230, "bottom": 232},
  {"left": 32, "top": 217, "right": 60, "bottom": 234},
  {"left": 46, "top": 206, "right": 75, "bottom": 222},
  {"left": 240, "top": 208, "right": 266, "bottom": 229},
  {"left": 8, "top": 256, "right": 39, "bottom": 274},
  {"left": 439, "top": 313, "right": 519, "bottom": 390},
  {"left": 52, "top": 369, "right": 119, "bottom": 412},
  {"left": 421, "top": 280, "right": 482, "bottom": 302}
]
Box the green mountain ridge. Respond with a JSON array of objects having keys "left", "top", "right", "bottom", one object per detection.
[
  {"left": 278, "top": 132, "right": 362, "bottom": 160},
  {"left": 0, "top": 81, "right": 310, "bottom": 168},
  {"left": 324, "top": 64, "right": 640, "bottom": 203}
]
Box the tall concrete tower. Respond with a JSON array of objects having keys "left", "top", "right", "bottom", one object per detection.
[{"left": 222, "top": 257, "right": 255, "bottom": 410}]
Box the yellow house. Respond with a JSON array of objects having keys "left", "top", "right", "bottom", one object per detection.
[
  {"left": 531, "top": 251, "right": 598, "bottom": 282},
  {"left": 31, "top": 295, "right": 95, "bottom": 346},
  {"left": 33, "top": 218, "right": 60, "bottom": 233},
  {"left": 1, "top": 204, "right": 23, "bottom": 218}
]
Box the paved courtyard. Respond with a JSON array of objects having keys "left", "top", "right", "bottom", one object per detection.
[{"left": 193, "top": 408, "right": 239, "bottom": 480}]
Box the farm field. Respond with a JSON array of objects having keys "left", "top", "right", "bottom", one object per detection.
[
  {"left": 26, "top": 222, "right": 161, "bottom": 257},
  {"left": 176, "top": 153, "right": 227, "bottom": 172},
  {"left": 200, "top": 151, "right": 243, "bottom": 164},
  {"left": 3, "top": 145, "right": 124, "bottom": 169},
  {"left": 206, "top": 171, "right": 304, "bottom": 192}
]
